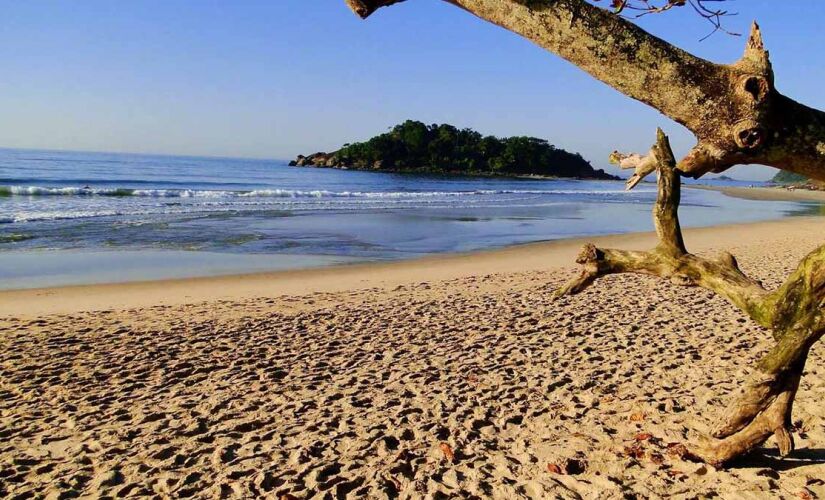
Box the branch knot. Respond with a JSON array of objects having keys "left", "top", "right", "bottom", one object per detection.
[{"left": 576, "top": 244, "right": 602, "bottom": 264}]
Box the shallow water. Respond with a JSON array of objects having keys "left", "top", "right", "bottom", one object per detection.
[{"left": 0, "top": 147, "right": 818, "bottom": 288}]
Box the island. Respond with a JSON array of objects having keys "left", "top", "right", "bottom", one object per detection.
[
  {"left": 289, "top": 120, "right": 619, "bottom": 180},
  {"left": 771, "top": 170, "right": 824, "bottom": 190}
]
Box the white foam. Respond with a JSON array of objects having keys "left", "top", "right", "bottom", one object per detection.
[
  {"left": 8, "top": 210, "right": 123, "bottom": 223},
  {"left": 0, "top": 184, "right": 638, "bottom": 199}
]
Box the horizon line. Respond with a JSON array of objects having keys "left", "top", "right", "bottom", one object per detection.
[{"left": 0, "top": 145, "right": 290, "bottom": 163}]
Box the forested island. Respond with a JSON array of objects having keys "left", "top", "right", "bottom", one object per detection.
[
  {"left": 772, "top": 170, "right": 809, "bottom": 184},
  {"left": 771, "top": 170, "right": 824, "bottom": 189},
  {"left": 290, "top": 120, "right": 618, "bottom": 180}
]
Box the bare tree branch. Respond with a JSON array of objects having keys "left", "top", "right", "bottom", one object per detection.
[
  {"left": 595, "top": 0, "right": 740, "bottom": 40},
  {"left": 345, "top": 0, "right": 825, "bottom": 182}
]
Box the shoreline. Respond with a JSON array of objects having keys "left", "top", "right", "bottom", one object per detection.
[
  {"left": 288, "top": 163, "right": 621, "bottom": 181},
  {"left": 688, "top": 183, "right": 825, "bottom": 203},
  {"left": 2, "top": 215, "right": 823, "bottom": 317}
]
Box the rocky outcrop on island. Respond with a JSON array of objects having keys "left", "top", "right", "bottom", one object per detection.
[
  {"left": 289, "top": 152, "right": 387, "bottom": 171},
  {"left": 289, "top": 152, "right": 351, "bottom": 168},
  {"left": 290, "top": 120, "right": 619, "bottom": 180}
]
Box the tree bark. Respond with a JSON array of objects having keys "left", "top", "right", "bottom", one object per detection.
[
  {"left": 555, "top": 130, "right": 825, "bottom": 466},
  {"left": 344, "top": 0, "right": 825, "bottom": 182}
]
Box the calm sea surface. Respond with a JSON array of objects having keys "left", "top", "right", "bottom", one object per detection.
[{"left": 0, "top": 148, "right": 819, "bottom": 289}]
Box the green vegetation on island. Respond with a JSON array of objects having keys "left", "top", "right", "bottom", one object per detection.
[
  {"left": 771, "top": 170, "right": 809, "bottom": 184},
  {"left": 771, "top": 170, "right": 825, "bottom": 190},
  {"left": 290, "top": 120, "right": 619, "bottom": 180}
]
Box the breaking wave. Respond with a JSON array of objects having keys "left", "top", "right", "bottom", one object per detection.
[{"left": 0, "top": 185, "right": 632, "bottom": 199}]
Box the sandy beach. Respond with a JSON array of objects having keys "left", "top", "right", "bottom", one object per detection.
[
  {"left": 2, "top": 216, "right": 825, "bottom": 498},
  {"left": 690, "top": 184, "right": 825, "bottom": 203}
]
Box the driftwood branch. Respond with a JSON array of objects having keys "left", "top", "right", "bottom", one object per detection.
[
  {"left": 555, "top": 129, "right": 825, "bottom": 466},
  {"left": 557, "top": 129, "right": 769, "bottom": 326},
  {"left": 345, "top": 0, "right": 825, "bottom": 182},
  {"left": 609, "top": 149, "right": 656, "bottom": 190}
]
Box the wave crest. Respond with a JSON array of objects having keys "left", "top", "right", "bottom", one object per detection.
[{"left": 0, "top": 185, "right": 630, "bottom": 199}]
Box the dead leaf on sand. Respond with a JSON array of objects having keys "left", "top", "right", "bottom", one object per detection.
[
  {"left": 547, "top": 458, "right": 587, "bottom": 475},
  {"left": 621, "top": 444, "right": 646, "bottom": 460},
  {"left": 439, "top": 442, "right": 455, "bottom": 462},
  {"left": 547, "top": 463, "right": 564, "bottom": 474}
]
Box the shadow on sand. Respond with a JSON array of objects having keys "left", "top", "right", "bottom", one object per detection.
[{"left": 729, "top": 448, "right": 825, "bottom": 472}]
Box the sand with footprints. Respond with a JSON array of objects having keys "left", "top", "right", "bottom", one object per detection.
[{"left": 2, "top": 217, "right": 825, "bottom": 498}]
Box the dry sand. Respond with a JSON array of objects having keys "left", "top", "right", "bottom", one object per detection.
[{"left": 2, "top": 217, "right": 825, "bottom": 498}]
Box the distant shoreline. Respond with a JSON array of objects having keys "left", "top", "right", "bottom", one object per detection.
[
  {"left": 290, "top": 163, "right": 622, "bottom": 181},
  {"left": 688, "top": 184, "right": 825, "bottom": 203}
]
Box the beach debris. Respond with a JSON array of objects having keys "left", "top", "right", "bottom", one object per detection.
[
  {"left": 439, "top": 443, "right": 455, "bottom": 463},
  {"left": 620, "top": 436, "right": 673, "bottom": 466},
  {"left": 546, "top": 463, "right": 563, "bottom": 474},
  {"left": 546, "top": 458, "right": 588, "bottom": 475},
  {"left": 621, "top": 443, "right": 646, "bottom": 460},
  {"left": 629, "top": 411, "right": 645, "bottom": 422}
]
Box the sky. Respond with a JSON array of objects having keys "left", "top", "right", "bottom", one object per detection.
[{"left": 0, "top": 1, "right": 823, "bottom": 180}]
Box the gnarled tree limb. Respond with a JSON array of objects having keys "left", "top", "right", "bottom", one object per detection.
[
  {"left": 345, "top": 0, "right": 825, "bottom": 181},
  {"left": 556, "top": 129, "right": 825, "bottom": 466},
  {"left": 556, "top": 129, "right": 770, "bottom": 327}
]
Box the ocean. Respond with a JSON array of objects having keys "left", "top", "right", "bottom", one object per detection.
[{"left": 0, "top": 148, "right": 818, "bottom": 289}]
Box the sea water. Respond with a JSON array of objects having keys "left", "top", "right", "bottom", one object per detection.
[{"left": 0, "top": 148, "right": 818, "bottom": 289}]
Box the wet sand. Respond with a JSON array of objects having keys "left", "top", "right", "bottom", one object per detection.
[{"left": 1, "top": 217, "right": 824, "bottom": 498}]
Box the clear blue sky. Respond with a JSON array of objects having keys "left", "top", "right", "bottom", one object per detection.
[{"left": 0, "top": 1, "right": 823, "bottom": 179}]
